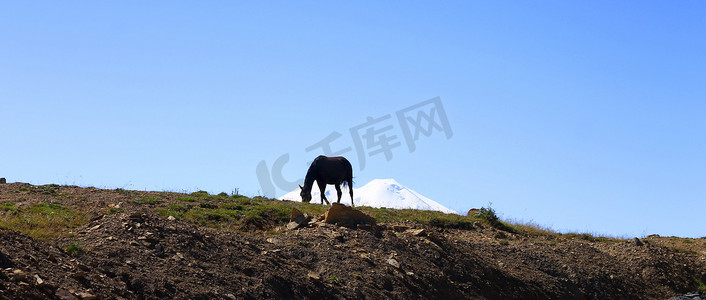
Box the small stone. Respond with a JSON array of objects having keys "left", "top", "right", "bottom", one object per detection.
[
  {"left": 71, "top": 271, "right": 87, "bottom": 280},
  {"left": 328, "top": 231, "right": 344, "bottom": 242},
  {"left": 76, "top": 292, "right": 97, "bottom": 300},
  {"left": 307, "top": 272, "right": 321, "bottom": 280},
  {"left": 89, "top": 224, "right": 101, "bottom": 231},
  {"left": 12, "top": 269, "right": 27, "bottom": 281},
  {"left": 286, "top": 221, "right": 301, "bottom": 230},
  {"left": 34, "top": 274, "right": 44, "bottom": 286},
  {"left": 387, "top": 258, "right": 400, "bottom": 268},
  {"left": 392, "top": 225, "right": 409, "bottom": 232},
  {"left": 360, "top": 253, "right": 374, "bottom": 264},
  {"left": 167, "top": 215, "right": 176, "bottom": 221},
  {"left": 406, "top": 228, "right": 426, "bottom": 237}
]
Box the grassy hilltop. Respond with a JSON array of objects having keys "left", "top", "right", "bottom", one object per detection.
[{"left": 0, "top": 182, "right": 704, "bottom": 299}]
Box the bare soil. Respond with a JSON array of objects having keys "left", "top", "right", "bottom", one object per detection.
[{"left": 1, "top": 182, "right": 705, "bottom": 299}]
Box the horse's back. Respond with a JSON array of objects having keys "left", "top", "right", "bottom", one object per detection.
[{"left": 313, "top": 156, "right": 352, "bottom": 181}]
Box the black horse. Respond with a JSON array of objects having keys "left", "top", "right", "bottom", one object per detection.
[{"left": 300, "top": 155, "right": 354, "bottom": 207}]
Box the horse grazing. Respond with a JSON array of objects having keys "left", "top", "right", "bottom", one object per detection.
[{"left": 299, "top": 155, "right": 354, "bottom": 207}]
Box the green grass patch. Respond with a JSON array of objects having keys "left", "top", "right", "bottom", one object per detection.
[
  {"left": 0, "top": 201, "right": 87, "bottom": 241},
  {"left": 157, "top": 197, "right": 294, "bottom": 230},
  {"left": 507, "top": 220, "right": 559, "bottom": 238},
  {"left": 65, "top": 243, "right": 84, "bottom": 256},
  {"left": 190, "top": 190, "right": 211, "bottom": 197},
  {"left": 104, "top": 207, "right": 124, "bottom": 215},
  {"left": 694, "top": 276, "right": 706, "bottom": 291},
  {"left": 114, "top": 188, "right": 137, "bottom": 195},
  {"left": 355, "top": 205, "right": 515, "bottom": 232},
  {"left": 562, "top": 232, "right": 622, "bottom": 243},
  {"left": 130, "top": 196, "right": 163, "bottom": 205},
  {"left": 0, "top": 202, "right": 19, "bottom": 213}
]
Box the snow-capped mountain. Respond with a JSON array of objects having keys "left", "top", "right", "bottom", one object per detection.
[{"left": 278, "top": 179, "right": 457, "bottom": 214}]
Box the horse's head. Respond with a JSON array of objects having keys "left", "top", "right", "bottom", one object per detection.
[{"left": 299, "top": 185, "right": 312, "bottom": 203}]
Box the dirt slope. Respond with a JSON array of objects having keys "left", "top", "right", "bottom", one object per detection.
[{"left": 0, "top": 183, "right": 704, "bottom": 299}]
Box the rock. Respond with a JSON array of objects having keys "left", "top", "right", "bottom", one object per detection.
[
  {"left": 307, "top": 272, "right": 321, "bottom": 280},
  {"left": 669, "top": 291, "right": 706, "bottom": 300},
  {"left": 633, "top": 237, "right": 644, "bottom": 246},
  {"left": 360, "top": 253, "right": 374, "bottom": 264},
  {"left": 327, "top": 231, "right": 344, "bottom": 242},
  {"left": 387, "top": 258, "right": 400, "bottom": 268},
  {"left": 76, "top": 292, "right": 97, "bottom": 300},
  {"left": 324, "top": 203, "right": 376, "bottom": 227},
  {"left": 55, "top": 289, "right": 78, "bottom": 300},
  {"left": 167, "top": 215, "right": 176, "bottom": 221},
  {"left": 466, "top": 208, "right": 479, "bottom": 216},
  {"left": 0, "top": 178, "right": 6, "bottom": 184},
  {"left": 405, "top": 228, "right": 427, "bottom": 237},
  {"left": 287, "top": 207, "right": 311, "bottom": 230},
  {"left": 34, "top": 274, "right": 45, "bottom": 286},
  {"left": 392, "top": 225, "right": 409, "bottom": 232},
  {"left": 290, "top": 207, "right": 304, "bottom": 222},
  {"left": 286, "top": 221, "right": 301, "bottom": 230},
  {"left": 357, "top": 223, "right": 373, "bottom": 230},
  {"left": 71, "top": 271, "right": 87, "bottom": 280},
  {"left": 11, "top": 269, "right": 27, "bottom": 281}
]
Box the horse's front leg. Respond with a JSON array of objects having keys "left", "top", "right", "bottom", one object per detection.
[{"left": 318, "top": 182, "right": 330, "bottom": 205}]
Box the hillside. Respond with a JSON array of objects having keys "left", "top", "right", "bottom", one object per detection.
[{"left": 0, "top": 182, "right": 704, "bottom": 299}]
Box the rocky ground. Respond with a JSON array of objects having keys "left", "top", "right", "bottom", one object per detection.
[{"left": 0, "top": 182, "right": 705, "bottom": 299}]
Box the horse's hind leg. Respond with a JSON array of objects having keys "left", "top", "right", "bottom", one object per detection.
[
  {"left": 318, "top": 181, "right": 330, "bottom": 205},
  {"left": 348, "top": 180, "right": 354, "bottom": 207},
  {"left": 335, "top": 184, "right": 342, "bottom": 204}
]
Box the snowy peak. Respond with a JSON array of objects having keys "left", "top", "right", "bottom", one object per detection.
[{"left": 278, "top": 179, "right": 457, "bottom": 214}]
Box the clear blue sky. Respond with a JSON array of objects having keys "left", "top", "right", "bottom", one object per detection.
[{"left": 2, "top": 1, "right": 704, "bottom": 238}]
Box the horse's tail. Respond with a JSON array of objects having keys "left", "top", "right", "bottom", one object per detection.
[{"left": 342, "top": 178, "right": 355, "bottom": 188}]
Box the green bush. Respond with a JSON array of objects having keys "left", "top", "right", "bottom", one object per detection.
[{"left": 65, "top": 243, "right": 84, "bottom": 256}]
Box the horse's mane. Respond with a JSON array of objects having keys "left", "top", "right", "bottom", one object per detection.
[{"left": 302, "top": 156, "right": 321, "bottom": 189}]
